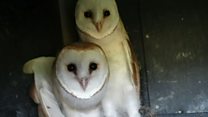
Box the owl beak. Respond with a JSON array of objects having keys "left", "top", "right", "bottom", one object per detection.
[
  {"left": 95, "top": 22, "right": 103, "bottom": 32},
  {"left": 79, "top": 78, "right": 89, "bottom": 91}
]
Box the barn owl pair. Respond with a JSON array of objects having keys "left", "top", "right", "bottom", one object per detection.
[
  {"left": 23, "top": 0, "right": 141, "bottom": 116},
  {"left": 75, "top": 0, "right": 141, "bottom": 117}
]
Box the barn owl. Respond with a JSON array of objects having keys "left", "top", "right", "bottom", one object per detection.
[
  {"left": 75, "top": 0, "right": 141, "bottom": 117},
  {"left": 23, "top": 42, "right": 109, "bottom": 117},
  {"left": 53, "top": 42, "right": 109, "bottom": 117}
]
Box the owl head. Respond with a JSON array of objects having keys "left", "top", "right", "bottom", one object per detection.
[
  {"left": 75, "top": 0, "right": 120, "bottom": 39},
  {"left": 55, "top": 42, "right": 109, "bottom": 100}
]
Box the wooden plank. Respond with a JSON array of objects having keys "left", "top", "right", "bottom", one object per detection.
[
  {"left": 157, "top": 112, "right": 208, "bottom": 117},
  {"left": 140, "top": 0, "right": 208, "bottom": 114}
]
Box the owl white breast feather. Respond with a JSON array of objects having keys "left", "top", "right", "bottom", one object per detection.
[
  {"left": 23, "top": 42, "right": 109, "bottom": 117},
  {"left": 75, "top": 0, "right": 141, "bottom": 117}
]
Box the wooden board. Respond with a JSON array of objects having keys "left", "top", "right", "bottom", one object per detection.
[{"left": 140, "top": 0, "right": 208, "bottom": 115}]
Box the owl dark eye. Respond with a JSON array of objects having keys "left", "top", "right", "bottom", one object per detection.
[
  {"left": 103, "top": 10, "right": 110, "bottom": 17},
  {"left": 84, "top": 10, "right": 92, "bottom": 18},
  {"left": 89, "top": 62, "right": 98, "bottom": 73},
  {"left": 67, "top": 63, "right": 77, "bottom": 74}
]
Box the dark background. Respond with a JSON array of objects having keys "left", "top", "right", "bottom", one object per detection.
[{"left": 0, "top": 0, "right": 208, "bottom": 117}]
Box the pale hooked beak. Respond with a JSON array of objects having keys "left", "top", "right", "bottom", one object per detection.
[
  {"left": 94, "top": 21, "right": 103, "bottom": 32},
  {"left": 79, "top": 78, "right": 89, "bottom": 91}
]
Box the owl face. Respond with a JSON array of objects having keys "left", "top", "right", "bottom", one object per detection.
[
  {"left": 75, "top": 0, "right": 120, "bottom": 39},
  {"left": 55, "top": 43, "right": 109, "bottom": 99}
]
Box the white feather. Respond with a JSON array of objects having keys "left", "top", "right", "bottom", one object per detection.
[{"left": 23, "top": 57, "right": 64, "bottom": 117}]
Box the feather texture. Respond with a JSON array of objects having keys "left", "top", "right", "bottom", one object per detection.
[{"left": 23, "top": 57, "right": 64, "bottom": 117}]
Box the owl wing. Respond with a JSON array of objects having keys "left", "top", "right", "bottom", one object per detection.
[
  {"left": 39, "top": 88, "right": 65, "bottom": 117},
  {"left": 23, "top": 57, "right": 64, "bottom": 117},
  {"left": 120, "top": 20, "right": 140, "bottom": 91}
]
